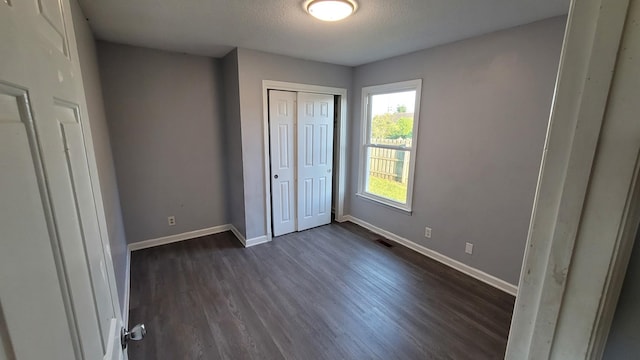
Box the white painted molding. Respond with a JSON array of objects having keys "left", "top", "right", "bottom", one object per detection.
[
  {"left": 127, "top": 223, "right": 272, "bottom": 252},
  {"left": 123, "top": 249, "right": 131, "bottom": 329},
  {"left": 229, "top": 224, "right": 246, "bottom": 245},
  {"left": 343, "top": 215, "right": 518, "bottom": 296},
  {"left": 128, "top": 224, "right": 232, "bottom": 251},
  {"left": 229, "top": 224, "right": 271, "bottom": 247},
  {"left": 506, "top": 1, "right": 636, "bottom": 358},
  {"left": 245, "top": 235, "right": 271, "bottom": 247}
]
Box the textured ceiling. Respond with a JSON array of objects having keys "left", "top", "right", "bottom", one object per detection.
[{"left": 78, "top": 0, "right": 569, "bottom": 66}]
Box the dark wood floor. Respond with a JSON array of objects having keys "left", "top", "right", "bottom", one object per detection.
[{"left": 128, "top": 222, "right": 515, "bottom": 360}]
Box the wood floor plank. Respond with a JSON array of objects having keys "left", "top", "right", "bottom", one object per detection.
[{"left": 128, "top": 222, "right": 515, "bottom": 359}]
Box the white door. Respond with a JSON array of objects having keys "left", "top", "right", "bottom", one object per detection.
[
  {"left": 269, "top": 90, "right": 297, "bottom": 236},
  {"left": 297, "top": 92, "right": 334, "bottom": 231},
  {"left": 0, "top": 1, "right": 123, "bottom": 360}
]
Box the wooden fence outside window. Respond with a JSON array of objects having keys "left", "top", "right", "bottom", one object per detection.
[{"left": 368, "top": 138, "right": 412, "bottom": 184}]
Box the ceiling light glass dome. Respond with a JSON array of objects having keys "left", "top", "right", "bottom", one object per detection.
[{"left": 306, "top": 0, "right": 356, "bottom": 22}]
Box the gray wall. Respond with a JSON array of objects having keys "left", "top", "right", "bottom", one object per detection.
[
  {"left": 236, "top": 48, "right": 353, "bottom": 239},
  {"left": 604, "top": 229, "right": 640, "bottom": 359},
  {"left": 222, "top": 49, "right": 247, "bottom": 238},
  {"left": 98, "top": 42, "right": 228, "bottom": 243},
  {"left": 348, "top": 16, "right": 566, "bottom": 285},
  {"left": 70, "top": 0, "right": 128, "bottom": 314}
]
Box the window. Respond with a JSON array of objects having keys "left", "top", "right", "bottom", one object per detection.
[{"left": 358, "top": 79, "right": 422, "bottom": 212}]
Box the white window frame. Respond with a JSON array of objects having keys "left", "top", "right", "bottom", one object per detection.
[{"left": 357, "top": 79, "right": 422, "bottom": 213}]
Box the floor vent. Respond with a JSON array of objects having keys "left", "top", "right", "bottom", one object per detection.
[{"left": 375, "top": 239, "right": 393, "bottom": 248}]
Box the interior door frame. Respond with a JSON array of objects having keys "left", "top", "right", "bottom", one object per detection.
[
  {"left": 74, "top": 74, "right": 126, "bottom": 358},
  {"left": 67, "top": 2, "right": 124, "bottom": 328},
  {"left": 505, "top": 0, "right": 640, "bottom": 357},
  {"left": 66, "top": 0, "right": 126, "bottom": 354},
  {"left": 262, "top": 81, "right": 348, "bottom": 240}
]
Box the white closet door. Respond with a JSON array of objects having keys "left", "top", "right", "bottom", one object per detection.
[
  {"left": 269, "top": 90, "right": 297, "bottom": 236},
  {"left": 297, "top": 92, "right": 334, "bottom": 231}
]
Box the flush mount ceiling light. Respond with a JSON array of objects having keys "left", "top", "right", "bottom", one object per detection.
[{"left": 306, "top": 0, "right": 357, "bottom": 22}]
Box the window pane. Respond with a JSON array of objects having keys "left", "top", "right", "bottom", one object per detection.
[
  {"left": 369, "top": 90, "right": 416, "bottom": 146},
  {"left": 366, "top": 148, "right": 411, "bottom": 204}
]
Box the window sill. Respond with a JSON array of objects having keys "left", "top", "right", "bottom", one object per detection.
[{"left": 355, "top": 192, "right": 413, "bottom": 215}]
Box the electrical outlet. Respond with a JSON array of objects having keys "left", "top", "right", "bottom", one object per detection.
[
  {"left": 465, "top": 242, "right": 473, "bottom": 255},
  {"left": 168, "top": 216, "right": 176, "bottom": 226},
  {"left": 424, "top": 227, "right": 432, "bottom": 239}
]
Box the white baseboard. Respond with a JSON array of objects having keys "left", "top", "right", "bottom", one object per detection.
[
  {"left": 342, "top": 215, "right": 518, "bottom": 296},
  {"left": 229, "top": 224, "right": 245, "bottom": 245},
  {"left": 229, "top": 225, "right": 271, "bottom": 247},
  {"left": 245, "top": 235, "right": 270, "bottom": 247},
  {"left": 123, "top": 248, "right": 131, "bottom": 329},
  {"left": 128, "top": 224, "right": 232, "bottom": 251}
]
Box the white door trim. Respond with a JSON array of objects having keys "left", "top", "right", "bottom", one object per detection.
[
  {"left": 70, "top": 34, "right": 124, "bottom": 338},
  {"left": 262, "top": 80, "right": 348, "bottom": 241},
  {"left": 506, "top": 0, "right": 640, "bottom": 358},
  {"left": 68, "top": 2, "right": 126, "bottom": 351}
]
